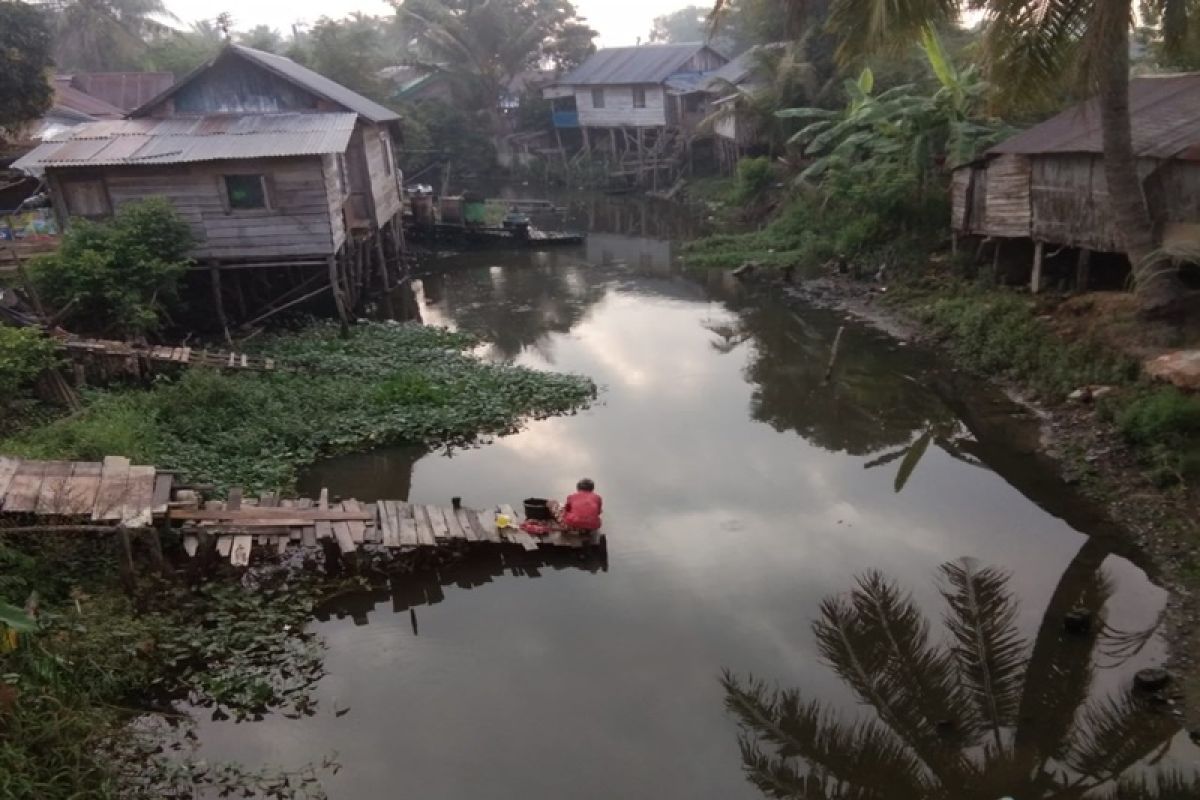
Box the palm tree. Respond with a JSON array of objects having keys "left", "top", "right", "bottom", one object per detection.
[
  {"left": 713, "top": 0, "right": 1193, "bottom": 315},
  {"left": 44, "top": 0, "right": 174, "bottom": 71},
  {"left": 722, "top": 556, "right": 1195, "bottom": 798}
]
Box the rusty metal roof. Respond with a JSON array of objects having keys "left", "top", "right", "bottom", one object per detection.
[
  {"left": 989, "top": 73, "right": 1200, "bottom": 159},
  {"left": 12, "top": 113, "right": 357, "bottom": 173},
  {"left": 560, "top": 43, "right": 720, "bottom": 85},
  {"left": 53, "top": 80, "right": 125, "bottom": 120},
  {"left": 68, "top": 72, "right": 176, "bottom": 112}
]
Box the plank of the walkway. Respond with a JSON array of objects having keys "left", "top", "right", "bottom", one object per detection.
[
  {"left": 92, "top": 456, "right": 130, "bottom": 521},
  {"left": 151, "top": 473, "right": 173, "bottom": 517},
  {"left": 316, "top": 489, "right": 333, "bottom": 540},
  {"left": 216, "top": 534, "right": 234, "bottom": 558},
  {"left": 412, "top": 504, "right": 436, "bottom": 546},
  {"left": 122, "top": 466, "right": 156, "bottom": 528},
  {"left": 343, "top": 500, "right": 366, "bottom": 544},
  {"left": 168, "top": 507, "right": 373, "bottom": 522},
  {"left": 183, "top": 534, "right": 199, "bottom": 557},
  {"left": 295, "top": 498, "right": 316, "bottom": 545},
  {"left": 472, "top": 511, "right": 499, "bottom": 543},
  {"left": 332, "top": 517, "right": 356, "bottom": 554},
  {"left": 499, "top": 504, "right": 539, "bottom": 552},
  {"left": 458, "top": 508, "right": 487, "bottom": 543},
  {"left": 398, "top": 502, "right": 419, "bottom": 546},
  {"left": 5, "top": 460, "right": 47, "bottom": 514},
  {"left": 34, "top": 461, "right": 73, "bottom": 515},
  {"left": 0, "top": 457, "right": 21, "bottom": 507},
  {"left": 230, "top": 534, "right": 253, "bottom": 566},
  {"left": 425, "top": 505, "right": 450, "bottom": 541},
  {"left": 364, "top": 503, "right": 381, "bottom": 544},
  {"left": 64, "top": 462, "right": 102, "bottom": 516},
  {"left": 378, "top": 501, "right": 399, "bottom": 547},
  {"left": 440, "top": 505, "right": 467, "bottom": 540}
]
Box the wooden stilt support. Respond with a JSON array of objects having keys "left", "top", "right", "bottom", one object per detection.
[
  {"left": 117, "top": 527, "right": 135, "bottom": 591},
  {"left": 209, "top": 263, "right": 233, "bottom": 346},
  {"left": 992, "top": 239, "right": 1003, "bottom": 283},
  {"left": 374, "top": 230, "right": 395, "bottom": 318},
  {"left": 1030, "top": 240, "right": 1045, "bottom": 294},
  {"left": 328, "top": 254, "right": 351, "bottom": 336},
  {"left": 1075, "top": 248, "right": 1092, "bottom": 292},
  {"left": 581, "top": 126, "right": 590, "bottom": 153},
  {"left": 233, "top": 271, "right": 248, "bottom": 320}
]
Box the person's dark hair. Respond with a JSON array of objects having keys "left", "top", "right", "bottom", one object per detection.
[{"left": 577, "top": 478, "right": 595, "bottom": 492}]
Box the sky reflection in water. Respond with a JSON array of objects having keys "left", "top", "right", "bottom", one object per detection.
[{"left": 196, "top": 197, "right": 1198, "bottom": 799}]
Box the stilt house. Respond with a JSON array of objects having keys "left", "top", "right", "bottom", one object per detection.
[
  {"left": 951, "top": 74, "right": 1200, "bottom": 291},
  {"left": 544, "top": 43, "right": 728, "bottom": 186},
  {"left": 13, "top": 44, "right": 405, "bottom": 329}
]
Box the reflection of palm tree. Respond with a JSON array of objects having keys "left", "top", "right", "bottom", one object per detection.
[{"left": 723, "top": 558, "right": 1194, "bottom": 799}]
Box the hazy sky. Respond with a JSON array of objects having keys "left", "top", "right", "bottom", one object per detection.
[{"left": 164, "top": 0, "right": 694, "bottom": 47}]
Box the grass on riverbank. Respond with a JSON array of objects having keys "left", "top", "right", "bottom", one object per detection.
[
  {"left": 884, "top": 280, "right": 1200, "bottom": 486},
  {"left": 1, "top": 321, "right": 595, "bottom": 492}
]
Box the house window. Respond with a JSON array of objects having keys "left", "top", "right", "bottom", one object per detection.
[
  {"left": 61, "top": 178, "right": 111, "bottom": 218},
  {"left": 685, "top": 94, "right": 703, "bottom": 113},
  {"left": 223, "top": 174, "right": 268, "bottom": 210},
  {"left": 591, "top": 87, "right": 605, "bottom": 108},
  {"left": 633, "top": 87, "right": 646, "bottom": 108}
]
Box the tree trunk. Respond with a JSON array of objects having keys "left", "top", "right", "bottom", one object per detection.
[{"left": 1098, "top": 17, "right": 1186, "bottom": 314}]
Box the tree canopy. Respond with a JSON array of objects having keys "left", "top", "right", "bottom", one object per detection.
[{"left": 0, "top": 1, "right": 54, "bottom": 141}]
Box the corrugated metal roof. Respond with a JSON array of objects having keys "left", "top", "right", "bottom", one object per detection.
[
  {"left": 560, "top": 43, "right": 713, "bottom": 85},
  {"left": 989, "top": 73, "right": 1200, "bottom": 159},
  {"left": 11, "top": 112, "right": 357, "bottom": 173},
  {"left": 231, "top": 46, "right": 399, "bottom": 123},
  {"left": 68, "top": 72, "right": 176, "bottom": 112},
  {"left": 53, "top": 82, "right": 125, "bottom": 120}
]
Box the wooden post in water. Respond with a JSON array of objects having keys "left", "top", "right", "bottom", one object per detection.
[
  {"left": 824, "top": 325, "right": 845, "bottom": 383},
  {"left": 374, "top": 230, "right": 395, "bottom": 318}
]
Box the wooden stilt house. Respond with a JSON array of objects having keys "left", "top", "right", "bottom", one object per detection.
[
  {"left": 952, "top": 74, "right": 1200, "bottom": 292},
  {"left": 544, "top": 43, "right": 728, "bottom": 188},
  {"left": 13, "top": 44, "right": 407, "bottom": 331}
]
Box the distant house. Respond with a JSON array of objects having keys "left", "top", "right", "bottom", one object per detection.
[
  {"left": 952, "top": 74, "right": 1200, "bottom": 291},
  {"left": 701, "top": 45, "right": 784, "bottom": 167},
  {"left": 543, "top": 43, "right": 728, "bottom": 187},
  {"left": 13, "top": 44, "right": 405, "bottom": 328},
  {"left": 62, "top": 72, "right": 176, "bottom": 113},
  {"left": 546, "top": 43, "right": 726, "bottom": 135}
]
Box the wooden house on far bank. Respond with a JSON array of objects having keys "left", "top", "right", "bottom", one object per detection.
[
  {"left": 13, "top": 44, "right": 406, "bottom": 331},
  {"left": 952, "top": 73, "right": 1200, "bottom": 292},
  {"left": 543, "top": 43, "right": 728, "bottom": 187}
]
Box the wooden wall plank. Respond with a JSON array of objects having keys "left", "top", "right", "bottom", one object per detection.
[{"left": 92, "top": 456, "right": 130, "bottom": 521}]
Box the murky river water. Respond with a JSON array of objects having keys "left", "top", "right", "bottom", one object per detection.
[{"left": 197, "top": 195, "right": 1199, "bottom": 798}]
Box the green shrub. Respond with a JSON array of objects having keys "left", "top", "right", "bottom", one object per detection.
[
  {"left": 29, "top": 198, "right": 193, "bottom": 337},
  {"left": 732, "top": 157, "right": 773, "bottom": 204},
  {"left": 1115, "top": 387, "right": 1200, "bottom": 484},
  {"left": 0, "top": 327, "right": 59, "bottom": 402}
]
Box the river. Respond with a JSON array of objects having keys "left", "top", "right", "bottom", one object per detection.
[{"left": 195, "top": 194, "right": 1200, "bottom": 798}]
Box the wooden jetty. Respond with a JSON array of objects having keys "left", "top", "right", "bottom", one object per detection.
[
  {"left": 1, "top": 457, "right": 602, "bottom": 573},
  {"left": 55, "top": 333, "right": 276, "bottom": 373}
]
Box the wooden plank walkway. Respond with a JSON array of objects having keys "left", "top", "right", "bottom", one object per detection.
[
  {"left": 0, "top": 456, "right": 165, "bottom": 528},
  {"left": 1, "top": 457, "right": 602, "bottom": 569},
  {"left": 53, "top": 333, "right": 275, "bottom": 372},
  {"left": 169, "top": 488, "right": 601, "bottom": 566}
]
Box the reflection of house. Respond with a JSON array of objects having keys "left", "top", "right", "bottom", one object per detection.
[
  {"left": 13, "top": 44, "right": 406, "bottom": 329},
  {"left": 543, "top": 43, "right": 728, "bottom": 187},
  {"left": 951, "top": 74, "right": 1200, "bottom": 292}
]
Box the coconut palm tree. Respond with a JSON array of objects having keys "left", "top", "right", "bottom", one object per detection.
[
  {"left": 44, "top": 0, "right": 174, "bottom": 71},
  {"left": 722, "top": 555, "right": 1195, "bottom": 798},
  {"left": 712, "top": 0, "right": 1194, "bottom": 315}
]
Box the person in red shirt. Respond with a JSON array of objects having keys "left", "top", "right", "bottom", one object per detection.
[{"left": 554, "top": 478, "right": 603, "bottom": 532}]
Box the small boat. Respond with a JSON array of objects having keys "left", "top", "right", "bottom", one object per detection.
[{"left": 405, "top": 221, "right": 585, "bottom": 248}]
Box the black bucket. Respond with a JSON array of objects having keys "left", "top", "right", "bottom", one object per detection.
[{"left": 524, "top": 497, "right": 553, "bottom": 521}]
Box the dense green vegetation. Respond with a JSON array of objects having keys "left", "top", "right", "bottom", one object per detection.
[
  {"left": 1, "top": 322, "right": 594, "bottom": 492},
  {"left": 0, "top": 533, "right": 349, "bottom": 799},
  {"left": 0, "top": 327, "right": 58, "bottom": 405},
  {"left": 29, "top": 199, "right": 193, "bottom": 338}
]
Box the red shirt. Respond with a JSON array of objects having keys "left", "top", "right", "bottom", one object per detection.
[{"left": 563, "top": 490, "right": 603, "bottom": 530}]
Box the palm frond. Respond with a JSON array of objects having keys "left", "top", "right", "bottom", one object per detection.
[
  {"left": 1098, "top": 771, "right": 1200, "bottom": 800},
  {"left": 893, "top": 431, "right": 932, "bottom": 493},
  {"left": 938, "top": 558, "right": 1028, "bottom": 746},
  {"left": 827, "top": 0, "right": 961, "bottom": 63},
  {"left": 1064, "top": 689, "right": 1178, "bottom": 782},
  {"left": 721, "top": 669, "right": 929, "bottom": 796},
  {"left": 814, "top": 574, "right": 976, "bottom": 784}
]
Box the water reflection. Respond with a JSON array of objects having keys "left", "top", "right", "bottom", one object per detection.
[
  {"left": 723, "top": 558, "right": 1195, "bottom": 799},
  {"left": 318, "top": 546, "right": 608, "bottom": 628}
]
